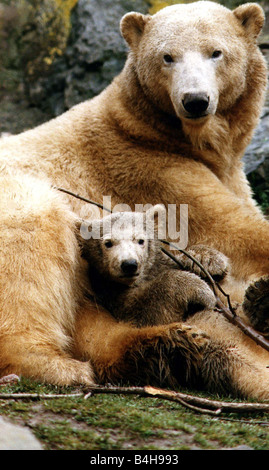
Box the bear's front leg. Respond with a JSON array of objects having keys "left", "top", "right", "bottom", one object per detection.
[
  {"left": 0, "top": 333, "right": 94, "bottom": 386},
  {"left": 0, "top": 173, "right": 95, "bottom": 386},
  {"left": 73, "top": 302, "right": 209, "bottom": 389}
]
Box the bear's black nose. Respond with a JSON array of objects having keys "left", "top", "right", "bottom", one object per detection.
[
  {"left": 121, "top": 259, "right": 138, "bottom": 276},
  {"left": 182, "top": 93, "right": 210, "bottom": 117}
]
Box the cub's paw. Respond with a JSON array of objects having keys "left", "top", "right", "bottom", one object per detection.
[
  {"left": 182, "top": 273, "right": 216, "bottom": 318},
  {"left": 243, "top": 277, "right": 269, "bottom": 336},
  {"left": 163, "top": 270, "right": 216, "bottom": 320},
  {"left": 184, "top": 245, "right": 229, "bottom": 282}
]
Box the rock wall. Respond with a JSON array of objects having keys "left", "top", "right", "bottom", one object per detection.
[
  {"left": 243, "top": 44, "right": 269, "bottom": 211},
  {"left": 27, "top": 0, "right": 150, "bottom": 115}
]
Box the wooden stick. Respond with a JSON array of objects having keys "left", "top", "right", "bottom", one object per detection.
[
  {"left": 143, "top": 386, "right": 269, "bottom": 412},
  {"left": 86, "top": 385, "right": 269, "bottom": 412},
  {"left": 0, "top": 392, "right": 83, "bottom": 399},
  {"left": 83, "top": 384, "right": 269, "bottom": 412},
  {"left": 1, "top": 385, "right": 268, "bottom": 414},
  {"left": 83, "top": 385, "right": 220, "bottom": 415}
]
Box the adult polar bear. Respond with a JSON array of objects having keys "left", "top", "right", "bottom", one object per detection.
[{"left": 0, "top": 1, "right": 269, "bottom": 399}]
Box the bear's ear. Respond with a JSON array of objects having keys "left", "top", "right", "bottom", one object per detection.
[
  {"left": 233, "top": 3, "right": 265, "bottom": 40},
  {"left": 120, "top": 12, "right": 151, "bottom": 49}
]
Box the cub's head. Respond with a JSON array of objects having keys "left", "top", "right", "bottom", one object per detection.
[
  {"left": 78, "top": 205, "right": 166, "bottom": 285},
  {"left": 120, "top": 1, "right": 266, "bottom": 123}
]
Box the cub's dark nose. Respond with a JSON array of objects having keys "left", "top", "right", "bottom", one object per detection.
[
  {"left": 121, "top": 259, "right": 138, "bottom": 276},
  {"left": 182, "top": 93, "right": 210, "bottom": 117}
]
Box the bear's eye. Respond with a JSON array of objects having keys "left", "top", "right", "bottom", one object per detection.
[
  {"left": 104, "top": 240, "right": 113, "bottom": 248},
  {"left": 211, "top": 50, "right": 222, "bottom": 59},
  {"left": 163, "top": 54, "right": 174, "bottom": 64},
  {"left": 138, "top": 239, "right": 145, "bottom": 245}
]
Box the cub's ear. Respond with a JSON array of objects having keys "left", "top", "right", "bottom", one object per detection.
[
  {"left": 120, "top": 12, "right": 151, "bottom": 49},
  {"left": 233, "top": 3, "right": 265, "bottom": 40}
]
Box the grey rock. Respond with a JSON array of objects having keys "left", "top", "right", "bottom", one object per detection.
[
  {"left": 243, "top": 102, "right": 269, "bottom": 176},
  {"left": 243, "top": 74, "right": 269, "bottom": 176},
  {"left": 243, "top": 6, "right": 269, "bottom": 179},
  {"left": 0, "top": 416, "right": 43, "bottom": 450},
  {"left": 30, "top": 0, "right": 149, "bottom": 115},
  {"left": 242, "top": 47, "right": 269, "bottom": 209}
]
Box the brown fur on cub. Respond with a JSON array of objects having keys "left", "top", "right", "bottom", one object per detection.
[{"left": 78, "top": 205, "right": 228, "bottom": 326}]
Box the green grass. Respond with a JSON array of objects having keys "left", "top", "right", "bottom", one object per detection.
[{"left": 0, "top": 378, "right": 268, "bottom": 450}]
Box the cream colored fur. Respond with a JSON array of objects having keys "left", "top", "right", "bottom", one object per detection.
[{"left": 0, "top": 1, "right": 268, "bottom": 398}]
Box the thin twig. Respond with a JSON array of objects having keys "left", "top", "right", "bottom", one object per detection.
[
  {"left": 143, "top": 386, "right": 269, "bottom": 412},
  {"left": 85, "top": 385, "right": 269, "bottom": 413},
  {"left": 83, "top": 385, "right": 219, "bottom": 415},
  {"left": 0, "top": 392, "right": 84, "bottom": 399},
  {"left": 54, "top": 187, "right": 112, "bottom": 213},
  {"left": 0, "top": 385, "right": 268, "bottom": 414}
]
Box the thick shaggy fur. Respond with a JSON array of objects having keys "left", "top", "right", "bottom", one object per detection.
[{"left": 0, "top": 1, "right": 269, "bottom": 399}]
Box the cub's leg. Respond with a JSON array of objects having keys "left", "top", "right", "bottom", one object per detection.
[
  {"left": 242, "top": 277, "right": 269, "bottom": 336},
  {"left": 73, "top": 302, "right": 210, "bottom": 389},
  {"left": 118, "top": 270, "right": 216, "bottom": 326},
  {"left": 0, "top": 173, "right": 94, "bottom": 385},
  {"left": 176, "top": 244, "right": 229, "bottom": 282}
]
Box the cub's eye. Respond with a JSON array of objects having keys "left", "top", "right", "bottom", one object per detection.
[
  {"left": 211, "top": 50, "right": 222, "bottom": 59},
  {"left": 104, "top": 240, "right": 113, "bottom": 248},
  {"left": 138, "top": 239, "right": 145, "bottom": 245},
  {"left": 163, "top": 54, "right": 174, "bottom": 64}
]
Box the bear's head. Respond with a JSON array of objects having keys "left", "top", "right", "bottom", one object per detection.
[
  {"left": 79, "top": 204, "right": 166, "bottom": 285},
  {"left": 120, "top": 1, "right": 266, "bottom": 124}
]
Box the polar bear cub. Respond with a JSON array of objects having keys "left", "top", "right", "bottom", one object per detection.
[{"left": 78, "top": 205, "right": 229, "bottom": 326}]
